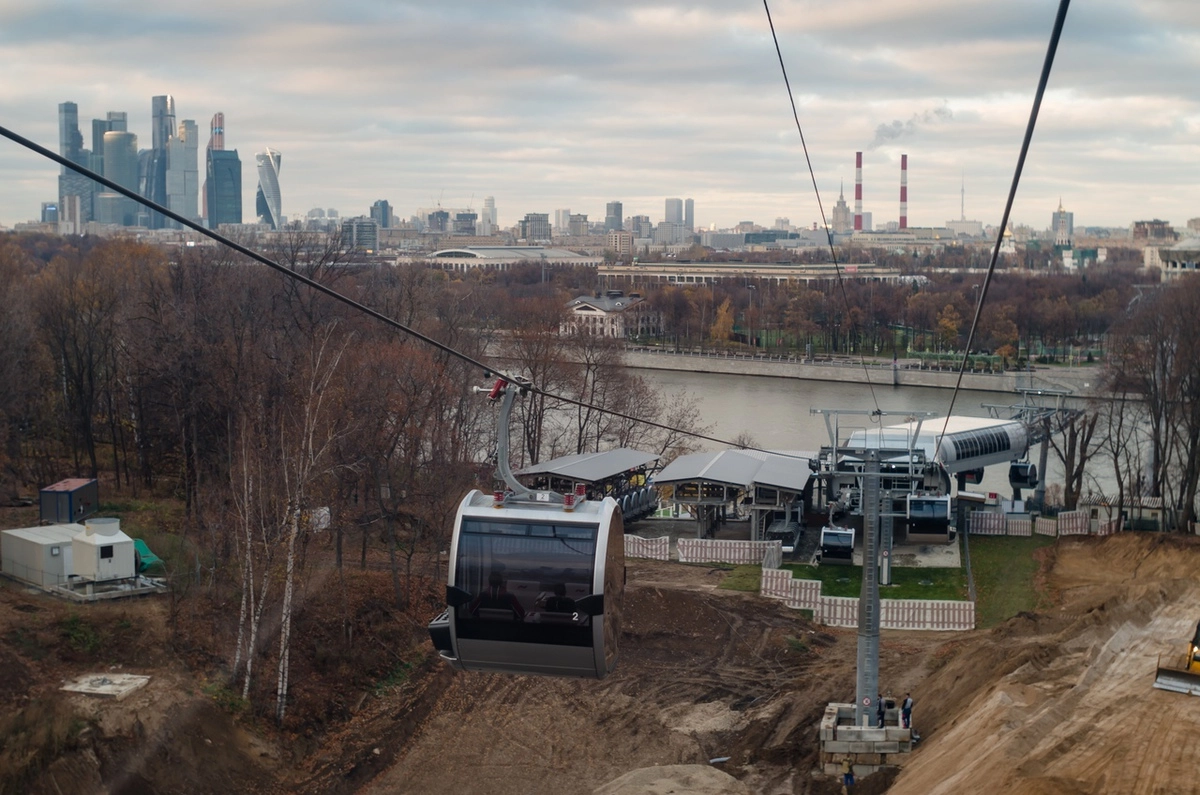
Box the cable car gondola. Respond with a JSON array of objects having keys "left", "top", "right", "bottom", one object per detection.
[{"left": 428, "top": 377, "right": 625, "bottom": 678}]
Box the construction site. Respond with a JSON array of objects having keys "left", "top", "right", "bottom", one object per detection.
[{"left": 2, "top": 505, "right": 1197, "bottom": 795}]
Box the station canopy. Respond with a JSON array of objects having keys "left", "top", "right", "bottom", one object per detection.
[
  {"left": 514, "top": 448, "right": 659, "bottom": 485},
  {"left": 655, "top": 449, "right": 815, "bottom": 493}
]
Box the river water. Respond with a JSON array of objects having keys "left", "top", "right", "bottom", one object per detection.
[{"left": 638, "top": 368, "right": 1068, "bottom": 500}]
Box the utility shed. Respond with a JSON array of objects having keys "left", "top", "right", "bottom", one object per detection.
[
  {"left": 39, "top": 478, "right": 100, "bottom": 524},
  {"left": 72, "top": 518, "right": 135, "bottom": 583},
  {"left": 1, "top": 524, "right": 82, "bottom": 589}
]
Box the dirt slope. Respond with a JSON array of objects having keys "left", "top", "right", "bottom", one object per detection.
[
  {"left": 363, "top": 535, "right": 1200, "bottom": 795},
  {"left": 892, "top": 534, "right": 1200, "bottom": 795}
]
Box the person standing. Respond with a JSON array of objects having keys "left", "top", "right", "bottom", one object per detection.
[
  {"left": 876, "top": 694, "right": 885, "bottom": 728},
  {"left": 902, "top": 693, "right": 914, "bottom": 729},
  {"left": 840, "top": 757, "right": 855, "bottom": 792}
]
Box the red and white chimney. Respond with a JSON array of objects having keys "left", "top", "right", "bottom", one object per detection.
[
  {"left": 900, "top": 154, "right": 908, "bottom": 230},
  {"left": 854, "top": 151, "right": 863, "bottom": 232}
]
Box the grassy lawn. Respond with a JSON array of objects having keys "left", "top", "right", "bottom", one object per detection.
[
  {"left": 719, "top": 565, "right": 763, "bottom": 592},
  {"left": 968, "top": 534, "right": 1056, "bottom": 629},
  {"left": 777, "top": 563, "right": 967, "bottom": 600},
  {"left": 710, "top": 534, "right": 1054, "bottom": 630}
]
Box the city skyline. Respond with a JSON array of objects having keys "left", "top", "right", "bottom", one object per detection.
[{"left": 3, "top": 2, "right": 1199, "bottom": 232}]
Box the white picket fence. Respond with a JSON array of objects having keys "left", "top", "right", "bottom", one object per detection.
[
  {"left": 625, "top": 535, "right": 670, "bottom": 561},
  {"left": 760, "top": 568, "right": 976, "bottom": 631},
  {"left": 970, "top": 509, "right": 1106, "bottom": 538},
  {"left": 677, "top": 538, "right": 782, "bottom": 565}
]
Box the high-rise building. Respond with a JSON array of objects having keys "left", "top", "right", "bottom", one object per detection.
[
  {"left": 518, "top": 213, "right": 551, "bottom": 240},
  {"left": 206, "top": 149, "right": 242, "bottom": 228},
  {"left": 684, "top": 198, "right": 694, "bottom": 232},
  {"left": 202, "top": 112, "right": 225, "bottom": 222},
  {"left": 98, "top": 130, "right": 139, "bottom": 225},
  {"left": 255, "top": 148, "right": 282, "bottom": 229},
  {"left": 341, "top": 217, "right": 379, "bottom": 251},
  {"left": 607, "top": 230, "right": 634, "bottom": 259},
  {"left": 483, "top": 196, "right": 497, "bottom": 226},
  {"left": 57, "top": 102, "right": 93, "bottom": 223},
  {"left": 89, "top": 111, "right": 127, "bottom": 205},
  {"left": 605, "top": 201, "right": 623, "bottom": 232},
  {"left": 1052, "top": 200, "right": 1073, "bottom": 247},
  {"left": 831, "top": 182, "right": 852, "bottom": 234},
  {"left": 370, "top": 200, "right": 392, "bottom": 228},
  {"left": 568, "top": 213, "right": 589, "bottom": 236},
  {"left": 166, "top": 120, "right": 199, "bottom": 224},
  {"left": 146, "top": 95, "right": 176, "bottom": 227},
  {"left": 631, "top": 215, "right": 652, "bottom": 239},
  {"left": 554, "top": 208, "right": 571, "bottom": 234},
  {"left": 453, "top": 212, "right": 477, "bottom": 234},
  {"left": 41, "top": 202, "right": 59, "bottom": 224},
  {"left": 665, "top": 198, "right": 683, "bottom": 225}
]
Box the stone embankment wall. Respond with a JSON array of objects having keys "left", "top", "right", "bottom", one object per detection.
[{"left": 621, "top": 347, "right": 1100, "bottom": 394}]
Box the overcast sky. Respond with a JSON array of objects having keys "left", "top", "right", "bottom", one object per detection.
[{"left": 2, "top": 1, "right": 1198, "bottom": 232}]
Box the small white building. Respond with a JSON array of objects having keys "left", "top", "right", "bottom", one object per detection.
[
  {"left": 71, "top": 518, "right": 135, "bottom": 582},
  {"left": 1, "top": 524, "right": 82, "bottom": 589}
]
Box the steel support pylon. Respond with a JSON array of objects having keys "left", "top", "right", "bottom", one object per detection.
[{"left": 855, "top": 452, "right": 881, "bottom": 726}]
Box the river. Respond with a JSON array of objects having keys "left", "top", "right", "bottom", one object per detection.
[{"left": 638, "top": 368, "right": 1074, "bottom": 501}]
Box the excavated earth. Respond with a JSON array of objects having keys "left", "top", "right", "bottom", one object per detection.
[
  {"left": 362, "top": 534, "right": 1200, "bottom": 795},
  {"left": 5, "top": 532, "right": 1200, "bottom": 794}
]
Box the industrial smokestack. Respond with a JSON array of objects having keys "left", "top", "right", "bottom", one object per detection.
[
  {"left": 854, "top": 151, "right": 863, "bottom": 232},
  {"left": 900, "top": 154, "right": 908, "bottom": 230}
]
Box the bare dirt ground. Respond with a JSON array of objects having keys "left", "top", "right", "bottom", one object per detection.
[
  {"left": 4, "top": 518, "right": 1200, "bottom": 794},
  {"left": 359, "top": 533, "right": 1200, "bottom": 795}
]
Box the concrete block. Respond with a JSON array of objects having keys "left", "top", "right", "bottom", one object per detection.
[
  {"left": 874, "top": 742, "right": 900, "bottom": 754},
  {"left": 822, "top": 741, "right": 851, "bottom": 753},
  {"left": 885, "top": 728, "right": 911, "bottom": 741},
  {"left": 857, "top": 728, "right": 887, "bottom": 742},
  {"left": 823, "top": 763, "right": 840, "bottom": 776},
  {"left": 848, "top": 742, "right": 873, "bottom": 753},
  {"left": 853, "top": 764, "right": 881, "bottom": 778}
]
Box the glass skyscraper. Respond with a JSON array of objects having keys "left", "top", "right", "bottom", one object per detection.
[
  {"left": 206, "top": 149, "right": 242, "bottom": 228},
  {"left": 255, "top": 148, "right": 282, "bottom": 229}
]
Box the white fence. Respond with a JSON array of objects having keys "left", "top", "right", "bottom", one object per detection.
[
  {"left": 968, "top": 512, "right": 1006, "bottom": 536},
  {"left": 677, "top": 538, "right": 782, "bottom": 565},
  {"left": 761, "top": 568, "right": 976, "bottom": 631},
  {"left": 1007, "top": 517, "right": 1033, "bottom": 537},
  {"left": 970, "top": 509, "right": 1114, "bottom": 538},
  {"left": 625, "top": 535, "right": 670, "bottom": 561},
  {"left": 1057, "top": 510, "right": 1090, "bottom": 536}
]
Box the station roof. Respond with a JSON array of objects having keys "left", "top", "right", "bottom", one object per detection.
[
  {"left": 654, "top": 449, "right": 814, "bottom": 493},
  {"left": 514, "top": 448, "right": 659, "bottom": 484}
]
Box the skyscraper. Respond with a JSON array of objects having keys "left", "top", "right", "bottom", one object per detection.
[
  {"left": 206, "top": 150, "right": 242, "bottom": 228},
  {"left": 57, "top": 102, "right": 93, "bottom": 224},
  {"left": 1052, "top": 200, "right": 1073, "bottom": 247},
  {"left": 89, "top": 111, "right": 126, "bottom": 199},
  {"left": 202, "top": 112, "right": 225, "bottom": 222},
  {"left": 255, "top": 148, "right": 282, "bottom": 229},
  {"left": 684, "top": 198, "right": 694, "bottom": 232},
  {"left": 97, "top": 130, "right": 139, "bottom": 225},
  {"left": 665, "top": 198, "right": 683, "bottom": 225},
  {"left": 605, "top": 201, "right": 623, "bottom": 232},
  {"left": 166, "top": 120, "right": 199, "bottom": 224},
  {"left": 146, "top": 95, "right": 176, "bottom": 227},
  {"left": 370, "top": 200, "right": 392, "bottom": 228}
]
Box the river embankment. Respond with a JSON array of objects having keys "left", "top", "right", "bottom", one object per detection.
[{"left": 621, "top": 347, "right": 1101, "bottom": 395}]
